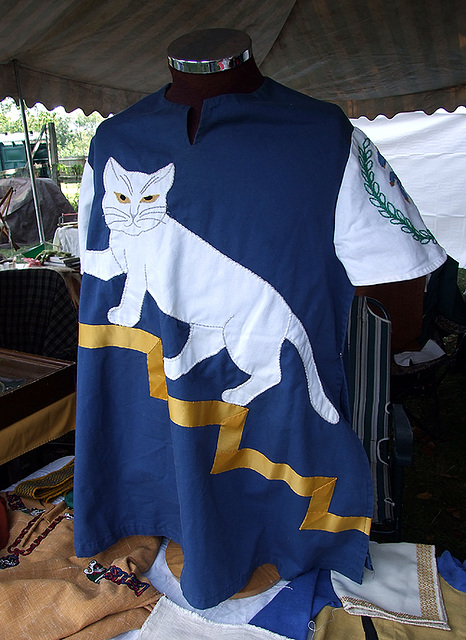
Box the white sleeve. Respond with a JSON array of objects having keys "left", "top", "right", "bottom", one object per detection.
[
  {"left": 77, "top": 161, "right": 95, "bottom": 274},
  {"left": 334, "top": 127, "right": 447, "bottom": 286}
]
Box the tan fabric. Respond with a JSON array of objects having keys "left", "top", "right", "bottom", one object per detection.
[
  {"left": 0, "top": 495, "right": 161, "bottom": 640},
  {"left": 0, "top": 392, "right": 76, "bottom": 465},
  {"left": 314, "top": 577, "right": 465, "bottom": 639}
]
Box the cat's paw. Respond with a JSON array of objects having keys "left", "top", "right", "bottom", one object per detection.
[
  {"left": 221, "top": 387, "right": 251, "bottom": 407},
  {"left": 162, "top": 357, "right": 183, "bottom": 380},
  {"left": 107, "top": 306, "right": 138, "bottom": 327}
]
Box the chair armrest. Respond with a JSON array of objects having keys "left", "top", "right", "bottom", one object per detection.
[{"left": 392, "top": 403, "right": 413, "bottom": 467}]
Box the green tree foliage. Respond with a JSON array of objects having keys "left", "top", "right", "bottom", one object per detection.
[{"left": 0, "top": 97, "right": 104, "bottom": 157}]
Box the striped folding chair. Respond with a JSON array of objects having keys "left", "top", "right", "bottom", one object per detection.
[{"left": 347, "top": 295, "right": 413, "bottom": 539}]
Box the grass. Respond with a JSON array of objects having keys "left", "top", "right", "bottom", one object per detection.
[
  {"left": 398, "top": 268, "right": 466, "bottom": 562},
  {"left": 400, "top": 367, "right": 466, "bottom": 561},
  {"left": 60, "top": 182, "right": 80, "bottom": 211}
]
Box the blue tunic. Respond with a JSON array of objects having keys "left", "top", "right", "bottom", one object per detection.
[{"left": 74, "top": 78, "right": 445, "bottom": 609}]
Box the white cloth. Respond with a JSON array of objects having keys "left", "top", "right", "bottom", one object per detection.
[
  {"left": 138, "top": 596, "right": 292, "bottom": 640},
  {"left": 144, "top": 538, "right": 288, "bottom": 624},
  {"left": 334, "top": 127, "right": 446, "bottom": 286},
  {"left": 108, "top": 539, "right": 288, "bottom": 640},
  {"left": 331, "top": 542, "right": 450, "bottom": 630},
  {"left": 394, "top": 339, "right": 446, "bottom": 367},
  {"left": 353, "top": 107, "right": 466, "bottom": 269},
  {"left": 53, "top": 225, "right": 80, "bottom": 257},
  {"left": 77, "top": 161, "right": 94, "bottom": 271}
]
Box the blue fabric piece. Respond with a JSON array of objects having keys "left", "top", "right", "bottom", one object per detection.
[
  {"left": 437, "top": 551, "right": 466, "bottom": 592},
  {"left": 74, "top": 77, "right": 373, "bottom": 609},
  {"left": 249, "top": 570, "right": 341, "bottom": 640}
]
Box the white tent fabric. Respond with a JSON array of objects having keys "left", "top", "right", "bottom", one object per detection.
[{"left": 353, "top": 108, "right": 466, "bottom": 268}]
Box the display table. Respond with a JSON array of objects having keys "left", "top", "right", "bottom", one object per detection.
[
  {"left": 0, "top": 267, "right": 79, "bottom": 362},
  {"left": 0, "top": 349, "right": 76, "bottom": 464}
]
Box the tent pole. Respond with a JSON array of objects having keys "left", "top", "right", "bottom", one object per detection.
[{"left": 12, "top": 60, "right": 45, "bottom": 245}]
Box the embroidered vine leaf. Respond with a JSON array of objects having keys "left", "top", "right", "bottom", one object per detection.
[{"left": 358, "top": 138, "right": 437, "bottom": 245}]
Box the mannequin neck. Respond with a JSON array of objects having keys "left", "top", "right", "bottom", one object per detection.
[{"left": 165, "top": 58, "right": 264, "bottom": 142}]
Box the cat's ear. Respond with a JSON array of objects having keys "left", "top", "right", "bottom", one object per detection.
[
  {"left": 156, "top": 162, "right": 175, "bottom": 191},
  {"left": 103, "top": 157, "right": 124, "bottom": 185}
]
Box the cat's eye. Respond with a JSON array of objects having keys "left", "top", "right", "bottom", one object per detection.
[
  {"left": 140, "top": 194, "right": 159, "bottom": 203},
  {"left": 115, "top": 192, "right": 130, "bottom": 203}
]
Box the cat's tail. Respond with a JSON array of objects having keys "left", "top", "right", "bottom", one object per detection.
[{"left": 285, "top": 314, "right": 339, "bottom": 424}]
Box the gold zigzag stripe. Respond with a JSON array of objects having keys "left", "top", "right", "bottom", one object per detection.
[{"left": 79, "top": 323, "right": 371, "bottom": 535}]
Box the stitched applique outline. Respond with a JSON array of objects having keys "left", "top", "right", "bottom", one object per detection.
[
  {"left": 79, "top": 323, "right": 372, "bottom": 536},
  {"left": 358, "top": 137, "right": 437, "bottom": 245},
  {"left": 82, "top": 158, "right": 339, "bottom": 423}
]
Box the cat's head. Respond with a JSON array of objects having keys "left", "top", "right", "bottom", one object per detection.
[{"left": 102, "top": 157, "right": 175, "bottom": 236}]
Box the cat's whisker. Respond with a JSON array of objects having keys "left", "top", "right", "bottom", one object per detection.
[
  {"left": 137, "top": 206, "right": 165, "bottom": 217},
  {"left": 105, "top": 206, "right": 129, "bottom": 219},
  {"left": 106, "top": 213, "right": 129, "bottom": 223}
]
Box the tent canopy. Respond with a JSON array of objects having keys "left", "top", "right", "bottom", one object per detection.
[{"left": 0, "top": 0, "right": 465, "bottom": 118}]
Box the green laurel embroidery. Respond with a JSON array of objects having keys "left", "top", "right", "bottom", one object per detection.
[{"left": 358, "top": 138, "right": 437, "bottom": 245}]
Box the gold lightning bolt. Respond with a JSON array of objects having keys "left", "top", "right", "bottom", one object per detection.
[{"left": 79, "top": 323, "right": 370, "bottom": 535}]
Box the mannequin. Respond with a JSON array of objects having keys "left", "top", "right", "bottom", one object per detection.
[
  {"left": 75, "top": 26, "right": 445, "bottom": 610},
  {"left": 165, "top": 29, "right": 264, "bottom": 143},
  {"left": 165, "top": 29, "right": 425, "bottom": 348},
  {"left": 162, "top": 30, "right": 426, "bottom": 596},
  {"left": 164, "top": 28, "right": 278, "bottom": 597}
]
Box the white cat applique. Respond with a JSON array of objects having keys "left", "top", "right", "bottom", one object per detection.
[{"left": 82, "top": 157, "right": 339, "bottom": 424}]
